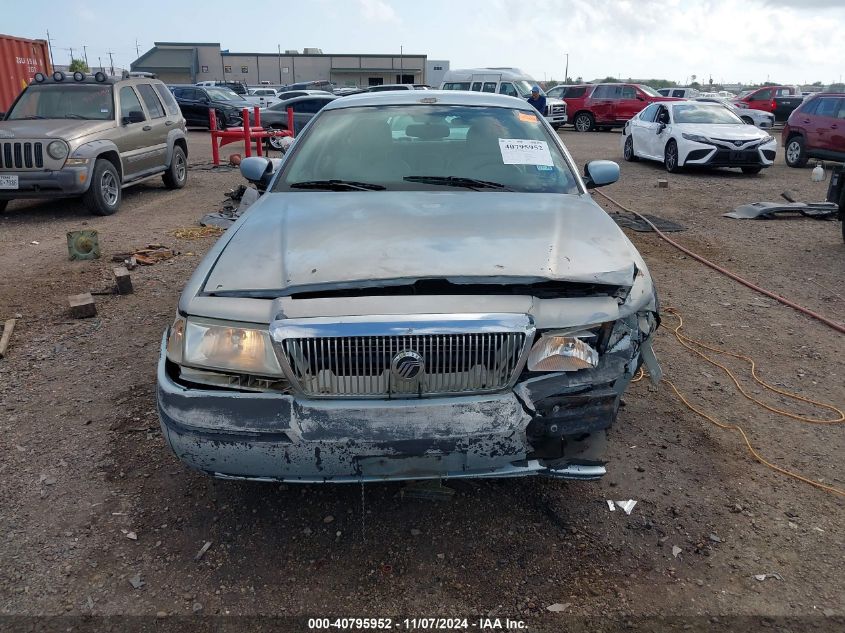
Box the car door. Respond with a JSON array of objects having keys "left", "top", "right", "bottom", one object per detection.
[
  {"left": 134, "top": 83, "right": 169, "bottom": 171},
  {"left": 614, "top": 85, "right": 645, "bottom": 122},
  {"left": 114, "top": 85, "right": 154, "bottom": 178},
  {"left": 590, "top": 85, "right": 617, "bottom": 124},
  {"left": 177, "top": 88, "right": 203, "bottom": 126},
  {"left": 632, "top": 103, "right": 660, "bottom": 158},
  {"left": 746, "top": 88, "right": 772, "bottom": 112},
  {"left": 810, "top": 97, "right": 843, "bottom": 153}
]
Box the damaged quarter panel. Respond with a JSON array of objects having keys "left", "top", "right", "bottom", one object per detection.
[{"left": 157, "top": 90, "right": 659, "bottom": 484}]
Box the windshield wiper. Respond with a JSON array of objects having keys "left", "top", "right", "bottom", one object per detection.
[
  {"left": 16, "top": 115, "right": 47, "bottom": 120},
  {"left": 289, "top": 179, "right": 386, "bottom": 191},
  {"left": 403, "top": 175, "right": 513, "bottom": 191}
]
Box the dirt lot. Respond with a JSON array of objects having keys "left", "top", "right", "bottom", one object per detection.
[{"left": 0, "top": 128, "right": 842, "bottom": 632}]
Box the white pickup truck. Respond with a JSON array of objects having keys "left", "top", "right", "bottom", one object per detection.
[{"left": 244, "top": 87, "right": 281, "bottom": 108}]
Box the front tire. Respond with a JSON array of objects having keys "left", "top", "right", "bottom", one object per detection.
[
  {"left": 664, "top": 140, "right": 681, "bottom": 173},
  {"left": 213, "top": 111, "right": 226, "bottom": 131},
  {"left": 0, "top": 200, "right": 8, "bottom": 214},
  {"left": 623, "top": 135, "right": 638, "bottom": 162},
  {"left": 163, "top": 146, "right": 188, "bottom": 189},
  {"left": 574, "top": 112, "right": 594, "bottom": 133},
  {"left": 83, "top": 159, "right": 121, "bottom": 216},
  {"left": 741, "top": 166, "right": 762, "bottom": 174},
  {"left": 784, "top": 136, "right": 808, "bottom": 168}
]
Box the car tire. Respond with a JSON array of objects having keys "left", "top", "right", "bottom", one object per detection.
[
  {"left": 664, "top": 140, "right": 681, "bottom": 173},
  {"left": 784, "top": 136, "right": 808, "bottom": 168},
  {"left": 83, "top": 159, "right": 122, "bottom": 216},
  {"left": 162, "top": 145, "right": 188, "bottom": 189},
  {"left": 574, "top": 112, "right": 594, "bottom": 133},
  {"left": 214, "top": 111, "right": 226, "bottom": 131},
  {"left": 0, "top": 200, "right": 8, "bottom": 214},
  {"left": 267, "top": 127, "right": 288, "bottom": 150},
  {"left": 623, "top": 135, "right": 638, "bottom": 162},
  {"left": 741, "top": 166, "right": 762, "bottom": 174}
]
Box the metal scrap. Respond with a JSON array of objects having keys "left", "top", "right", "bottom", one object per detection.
[
  {"left": 724, "top": 201, "right": 838, "bottom": 220},
  {"left": 200, "top": 185, "right": 260, "bottom": 229}
]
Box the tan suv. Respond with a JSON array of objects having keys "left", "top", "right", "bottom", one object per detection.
[{"left": 0, "top": 71, "right": 188, "bottom": 215}]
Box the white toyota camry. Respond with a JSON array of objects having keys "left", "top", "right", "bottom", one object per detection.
[{"left": 621, "top": 100, "right": 777, "bottom": 174}]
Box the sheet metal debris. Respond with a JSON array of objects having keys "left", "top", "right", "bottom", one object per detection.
[
  {"left": 724, "top": 201, "right": 838, "bottom": 220},
  {"left": 607, "top": 499, "right": 637, "bottom": 514},
  {"left": 200, "top": 185, "right": 260, "bottom": 229}
]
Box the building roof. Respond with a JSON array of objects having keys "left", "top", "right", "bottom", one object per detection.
[{"left": 132, "top": 47, "right": 196, "bottom": 71}]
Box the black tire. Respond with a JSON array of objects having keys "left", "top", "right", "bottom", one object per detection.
[
  {"left": 0, "top": 200, "right": 8, "bottom": 214},
  {"left": 83, "top": 159, "right": 122, "bottom": 216},
  {"left": 623, "top": 135, "right": 638, "bottom": 162},
  {"left": 784, "top": 136, "right": 808, "bottom": 168},
  {"left": 267, "top": 127, "right": 288, "bottom": 150},
  {"left": 741, "top": 166, "right": 762, "bottom": 175},
  {"left": 162, "top": 146, "right": 188, "bottom": 189},
  {"left": 573, "top": 112, "right": 594, "bottom": 133},
  {"left": 551, "top": 123, "right": 562, "bottom": 130},
  {"left": 664, "top": 140, "right": 681, "bottom": 173},
  {"left": 213, "top": 111, "right": 226, "bottom": 131}
]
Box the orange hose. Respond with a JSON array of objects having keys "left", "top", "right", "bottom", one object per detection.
[{"left": 593, "top": 189, "right": 845, "bottom": 335}]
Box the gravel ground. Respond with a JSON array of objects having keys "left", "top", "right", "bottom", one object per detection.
[{"left": 0, "top": 128, "right": 842, "bottom": 632}]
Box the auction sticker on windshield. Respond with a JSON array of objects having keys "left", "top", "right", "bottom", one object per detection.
[
  {"left": 498, "top": 139, "right": 553, "bottom": 166},
  {"left": 0, "top": 175, "right": 19, "bottom": 190}
]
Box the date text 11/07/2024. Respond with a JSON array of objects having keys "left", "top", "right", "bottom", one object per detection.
[{"left": 307, "top": 617, "right": 529, "bottom": 630}]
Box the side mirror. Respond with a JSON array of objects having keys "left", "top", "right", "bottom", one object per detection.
[
  {"left": 636, "top": 95, "right": 645, "bottom": 101},
  {"left": 240, "top": 156, "right": 277, "bottom": 191},
  {"left": 658, "top": 122, "right": 667, "bottom": 133},
  {"left": 583, "top": 160, "right": 620, "bottom": 189},
  {"left": 123, "top": 110, "right": 145, "bottom": 125}
]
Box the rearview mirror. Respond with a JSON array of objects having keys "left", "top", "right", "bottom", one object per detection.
[
  {"left": 583, "top": 160, "right": 620, "bottom": 189},
  {"left": 122, "top": 110, "right": 145, "bottom": 125}
]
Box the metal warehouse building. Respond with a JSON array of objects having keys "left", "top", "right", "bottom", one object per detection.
[{"left": 130, "top": 42, "right": 428, "bottom": 87}]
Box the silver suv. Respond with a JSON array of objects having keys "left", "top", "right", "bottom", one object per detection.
[{"left": 0, "top": 71, "right": 188, "bottom": 215}]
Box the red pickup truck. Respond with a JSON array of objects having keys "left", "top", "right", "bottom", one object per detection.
[
  {"left": 733, "top": 86, "right": 804, "bottom": 121},
  {"left": 562, "top": 83, "right": 679, "bottom": 132}
]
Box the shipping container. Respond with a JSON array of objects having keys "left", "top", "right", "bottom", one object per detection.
[{"left": 0, "top": 33, "right": 52, "bottom": 114}]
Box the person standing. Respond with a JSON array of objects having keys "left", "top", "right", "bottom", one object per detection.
[{"left": 527, "top": 86, "right": 546, "bottom": 114}]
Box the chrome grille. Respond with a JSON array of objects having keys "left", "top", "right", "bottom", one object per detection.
[
  {"left": 271, "top": 314, "right": 534, "bottom": 398},
  {"left": 0, "top": 141, "right": 44, "bottom": 169}
]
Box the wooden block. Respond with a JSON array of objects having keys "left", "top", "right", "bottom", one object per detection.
[
  {"left": 68, "top": 293, "right": 96, "bottom": 319},
  {"left": 113, "top": 266, "right": 133, "bottom": 295},
  {"left": 0, "top": 318, "right": 16, "bottom": 359},
  {"left": 657, "top": 179, "right": 669, "bottom": 189}
]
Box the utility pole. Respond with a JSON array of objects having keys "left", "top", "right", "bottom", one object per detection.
[
  {"left": 277, "top": 44, "right": 282, "bottom": 84},
  {"left": 46, "top": 29, "right": 55, "bottom": 67},
  {"left": 107, "top": 51, "right": 115, "bottom": 76},
  {"left": 83, "top": 45, "right": 88, "bottom": 68},
  {"left": 135, "top": 39, "right": 140, "bottom": 58},
  {"left": 69, "top": 47, "right": 74, "bottom": 64},
  {"left": 564, "top": 52, "right": 569, "bottom": 82},
  {"left": 98, "top": 56, "right": 103, "bottom": 73},
  {"left": 400, "top": 45, "right": 403, "bottom": 83}
]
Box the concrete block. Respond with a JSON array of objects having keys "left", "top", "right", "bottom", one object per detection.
[
  {"left": 68, "top": 293, "right": 96, "bottom": 319},
  {"left": 113, "top": 267, "right": 133, "bottom": 295},
  {"left": 657, "top": 179, "right": 669, "bottom": 189}
]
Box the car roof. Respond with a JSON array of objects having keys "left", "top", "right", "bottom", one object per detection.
[
  {"left": 272, "top": 94, "right": 336, "bottom": 105},
  {"left": 323, "top": 89, "right": 535, "bottom": 110}
]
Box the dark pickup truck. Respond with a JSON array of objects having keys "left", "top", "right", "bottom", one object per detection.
[{"left": 734, "top": 86, "right": 804, "bottom": 121}]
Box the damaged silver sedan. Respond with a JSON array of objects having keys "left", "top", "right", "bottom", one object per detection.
[{"left": 157, "top": 90, "right": 660, "bottom": 483}]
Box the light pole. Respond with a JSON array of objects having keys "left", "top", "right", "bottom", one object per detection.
[{"left": 564, "top": 52, "right": 569, "bottom": 82}]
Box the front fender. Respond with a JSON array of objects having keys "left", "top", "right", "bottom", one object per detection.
[
  {"left": 69, "top": 139, "right": 119, "bottom": 184},
  {"left": 165, "top": 128, "right": 188, "bottom": 166}
]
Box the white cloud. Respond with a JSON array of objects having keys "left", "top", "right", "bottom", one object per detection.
[{"left": 358, "top": 0, "right": 400, "bottom": 24}]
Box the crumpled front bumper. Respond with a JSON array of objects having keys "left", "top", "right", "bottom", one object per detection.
[{"left": 155, "top": 330, "right": 653, "bottom": 483}]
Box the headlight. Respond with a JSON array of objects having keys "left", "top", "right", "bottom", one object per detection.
[
  {"left": 761, "top": 134, "right": 775, "bottom": 144},
  {"left": 178, "top": 318, "right": 282, "bottom": 376},
  {"left": 681, "top": 133, "right": 711, "bottom": 144},
  {"left": 527, "top": 334, "right": 598, "bottom": 372},
  {"left": 47, "top": 140, "right": 69, "bottom": 160},
  {"left": 65, "top": 158, "right": 90, "bottom": 166}
]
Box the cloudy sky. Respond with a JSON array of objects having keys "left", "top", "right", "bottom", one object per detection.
[{"left": 6, "top": 0, "right": 844, "bottom": 85}]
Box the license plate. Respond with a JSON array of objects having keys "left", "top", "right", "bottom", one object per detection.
[{"left": 0, "top": 175, "right": 18, "bottom": 189}]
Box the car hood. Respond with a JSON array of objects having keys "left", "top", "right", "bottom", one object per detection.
[
  {"left": 0, "top": 119, "right": 115, "bottom": 141},
  {"left": 675, "top": 123, "right": 770, "bottom": 140},
  {"left": 202, "top": 191, "right": 640, "bottom": 296}
]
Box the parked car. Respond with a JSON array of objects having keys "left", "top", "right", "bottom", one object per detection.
[
  {"left": 171, "top": 85, "right": 251, "bottom": 129},
  {"left": 196, "top": 80, "right": 247, "bottom": 95},
  {"left": 657, "top": 87, "right": 701, "bottom": 99},
  {"left": 563, "top": 83, "right": 678, "bottom": 132},
  {"left": 283, "top": 80, "right": 334, "bottom": 92},
  {"left": 695, "top": 97, "right": 775, "bottom": 129},
  {"left": 622, "top": 100, "right": 777, "bottom": 174},
  {"left": 0, "top": 71, "right": 188, "bottom": 215},
  {"left": 245, "top": 87, "right": 280, "bottom": 108},
  {"left": 782, "top": 93, "right": 845, "bottom": 167},
  {"left": 156, "top": 90, "right": 661, "bottom": 484},
  {"left": 440, "top": 68, "right": 567, "bottom": 128},
  {"left": 275, "top": 89, "right": 333, "bottom": 101},
  {"left": 545, "top": 85, "right": 587, "bottom": 100},
  {"left": 366, "top": 84, "right": 431, "bottom": 92},
  {"left": 259, "top": 94, "right": 337, "bottom": 148},
  {"left": 733, "top": 85, "right": 803, "bottom": 121}
]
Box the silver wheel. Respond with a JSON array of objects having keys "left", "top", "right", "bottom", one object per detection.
[
  {"left": 101, "top": 170, "right": 118, "bottom": 206},
  {"left": 624, "top": 135, "right": 635, "bottom": 161},
  {"left": 268, "top": 132, "right": 285, "bottom": 150},
  {"left": 574, "top": 113, "right": 593, "bottom": 132},
  {"left": 786, "top": 141, "right": 800, "bottom": 163},
  {"left": 175, "top": 152, "right": 186, "bottom": 183}
]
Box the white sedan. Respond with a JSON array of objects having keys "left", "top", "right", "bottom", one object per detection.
[{"left": 621, "top": 101, "right": 777, "bottom": 174}]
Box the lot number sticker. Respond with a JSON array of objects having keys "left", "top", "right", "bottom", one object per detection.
[{"left": 498, "top": 139, "right": 553, "bottom": 166}]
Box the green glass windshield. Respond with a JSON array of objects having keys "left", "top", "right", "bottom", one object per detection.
[{"left": 275, "top": 104, "right": 579, "bottom": 194}]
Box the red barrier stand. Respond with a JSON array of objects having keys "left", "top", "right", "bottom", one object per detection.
[{"left": 209, "top": 106, "right": 294, "bottom": 166}]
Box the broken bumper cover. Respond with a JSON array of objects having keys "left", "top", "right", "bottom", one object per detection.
[{"left": 154, "top": 335, "right": 644, "bottom": 483}]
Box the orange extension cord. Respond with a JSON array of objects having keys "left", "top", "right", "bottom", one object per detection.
[{"left": 594, "top": 190, "right": 845, "bottom": 497}]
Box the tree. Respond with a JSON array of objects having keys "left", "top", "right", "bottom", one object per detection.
[
  {"left": 69, "top": 58, "right": 89, "bottom": 73},
  {"left": 690, "top": 81, "right": 701, "bottom": 89},
  {"left": 827, "top": 83, "right": 845, "bottom": 92}
]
